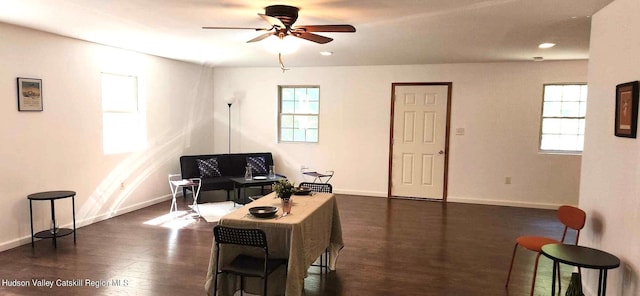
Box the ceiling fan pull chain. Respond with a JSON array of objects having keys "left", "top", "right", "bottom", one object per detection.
[{"left": 278, "top": 53, "right": 289, "bottom": 73}]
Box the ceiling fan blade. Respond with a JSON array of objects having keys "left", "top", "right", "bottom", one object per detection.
[
  {"left": 247, "top": 32, "right": 275, "bottom": 43},
  {"left": 293, "top": 25, "right": 356, "bottom": 33},
  {"left": 258, "top": 13, "right": 286, "bottom": 29},
  {"left": 292, "top": 32, "right": 333, "bottom": 44},
  {"left": 202, "top": 26, "right": 269, "bottom": 31}
]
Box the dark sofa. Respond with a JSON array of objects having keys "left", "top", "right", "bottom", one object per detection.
[{"left": 179, "top": 152, "right": 275, "bottom": 200}]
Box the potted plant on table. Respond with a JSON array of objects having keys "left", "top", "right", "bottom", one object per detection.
[
  {"left": 272, "top": 179, "right": 295, "bottom": 200},
  {"left": 273, "top": 179, "right": 295, "bottom": 214}
]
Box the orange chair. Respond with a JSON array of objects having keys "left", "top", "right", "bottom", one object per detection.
[{"left": 505, "top": 205, "right": 586, "bottom": 296}]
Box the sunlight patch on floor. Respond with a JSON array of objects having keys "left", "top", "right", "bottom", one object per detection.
[{"left": 143, "top": 210, "right": 198, "bottom": 229}]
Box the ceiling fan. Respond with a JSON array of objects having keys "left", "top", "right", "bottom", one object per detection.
[{"left": 203, "top": 5, "right": 356, "bottom": 44}]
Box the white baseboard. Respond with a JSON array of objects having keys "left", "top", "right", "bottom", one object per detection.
[
  {"left": 332, "top": 189, "right": 568, "bottom": 210},
  {"left": 0, "top": 194, "right": 172, "bottom": 252},
  {"left": 74, "top": 194, "right": 173, "bottom": 227},
  {"left": 446, "top": 196, "right": 567, "bottom": 209},
  {"left": 333, "top": 189, "right": 387, "bottom": 197}
]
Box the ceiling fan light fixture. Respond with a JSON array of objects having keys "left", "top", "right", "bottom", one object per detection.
[
  {"left": 264, "top": 35, "right": 300, "bottom": 55},
  {"left": 538, "top": 42, "right": 556, "bottom": 49}
]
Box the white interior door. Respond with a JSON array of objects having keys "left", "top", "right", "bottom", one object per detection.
[{"left": 390, "top": 84, "right": 450, "bottom": 200}]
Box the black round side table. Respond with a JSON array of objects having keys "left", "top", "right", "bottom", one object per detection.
[
  {"left": 28, "top": 191, "right": 76, "bottom": 248},
  {"left": 541, "top": 243, "right": 620, "bottom": 296}
]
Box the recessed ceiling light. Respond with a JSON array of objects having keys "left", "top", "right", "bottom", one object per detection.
[
  {"left": 533, "top": 56, "right": 544, "bottom": 62},
  {"left": 538, "top": 43, "right": 556, "bottom": 49},
  {"left": 320, "top": 51, "right": 333, "bottom": 56}
]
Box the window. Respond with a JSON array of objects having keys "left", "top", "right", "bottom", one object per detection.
[
  {"left": 539, "top": 84, "right": 588, "bottom": 152},
  {"left": 278, "top": 86, "right": 320, "bottom": 142},
  {"left": 101, "top": 73, "right": 145, "bottom": 154}
]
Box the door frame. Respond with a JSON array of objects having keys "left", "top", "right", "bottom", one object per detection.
[{"left": 387, "top": 82, "right": 453, "bottom": 201}]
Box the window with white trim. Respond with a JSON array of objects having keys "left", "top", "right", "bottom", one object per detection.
[
  {"left": 539, "top": 84, "right": 588, "bottom": 152},
  {"left": 101, "top": 73, "right": 145, "bottom": 154},
  {"left": 278, "top": 86, "right": 319, "bottom": 143}
]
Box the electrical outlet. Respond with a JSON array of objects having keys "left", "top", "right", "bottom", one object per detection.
[{"left": 505, "top": 177, "right": 511, "bottom": 184}]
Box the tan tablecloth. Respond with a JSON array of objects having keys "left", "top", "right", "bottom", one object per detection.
[{"left": 204, "top": 192, "right": 343, "bottom": 296}]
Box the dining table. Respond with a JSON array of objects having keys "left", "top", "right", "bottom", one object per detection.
[{"left": 204, "top": 191, "right": 343, "bottom": 296}]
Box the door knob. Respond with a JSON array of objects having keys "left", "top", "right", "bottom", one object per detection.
[{"left": 439, "top": 150, "right": 445, "bottom": 155}]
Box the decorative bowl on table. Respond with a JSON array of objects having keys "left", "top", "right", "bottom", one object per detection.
[
  {"left": 293, "top": 186, "right": 312, "bottom": 196},
  {"left": 249, "top": 206, "right": 278, "bottom": 218}
]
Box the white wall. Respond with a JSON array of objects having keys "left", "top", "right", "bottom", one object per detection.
[
  {"left": 0, "top": 23, "right": 215, "bottom": 251},
  {"left": 213, "top": 61, "right": 586, "bottom": 208},
  {"left": 580, "top": 0, "right": 640, "bottom": 294}
]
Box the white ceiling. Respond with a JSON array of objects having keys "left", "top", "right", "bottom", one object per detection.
[{"left": 0, "top": 0, "right": 613, "bottom": 68}]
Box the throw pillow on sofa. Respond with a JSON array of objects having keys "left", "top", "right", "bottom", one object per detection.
[
  {"left": 246, "top": 156, "right": 267, "bottom": 175},
  {"left": 197, "top": 158, "right": 222, "bottom": 177}
]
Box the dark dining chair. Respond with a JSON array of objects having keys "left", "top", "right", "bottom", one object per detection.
[
  {"left": 299, "top": 181, "right": 332, "bottom": 273},
  {"left": 212, "top": 225, "right": 288, "bottom": 296},
  {"left": 505, "top": 205, "right": 586, "bottom": 296}
]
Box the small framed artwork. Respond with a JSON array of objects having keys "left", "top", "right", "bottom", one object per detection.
[
  {"left": 17, "top": 77, "right": 43, "bottom": 111},
  {"left": 615, "top": 81, "right": 639, "bottom": 138}
]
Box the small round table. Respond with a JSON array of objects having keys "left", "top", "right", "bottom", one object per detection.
[
  {"left": 541, "top": 243, "right": 620, "bottom": 296},
  {"left": 28, "top": 191, "right": 76, "bottom": 248}
]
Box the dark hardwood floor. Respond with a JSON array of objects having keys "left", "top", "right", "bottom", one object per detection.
[{"left": 0, "top": 194, "right": 569, "bottom": 295}]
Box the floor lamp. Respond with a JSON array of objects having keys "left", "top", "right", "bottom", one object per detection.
[{"left": 227, "top": 102, "right": 232, "bottom": 154}]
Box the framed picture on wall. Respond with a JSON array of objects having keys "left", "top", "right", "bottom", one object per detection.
[
  {"left": 16, "top": 77, "right": 43, "bottom": 111},
  {"left": 615, "top": 81, "right": 639, "bottom": 138}
]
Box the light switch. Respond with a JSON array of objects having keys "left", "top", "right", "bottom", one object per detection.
[{"left": 456, "top": 128, "right": 465, "bottom": 135}]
